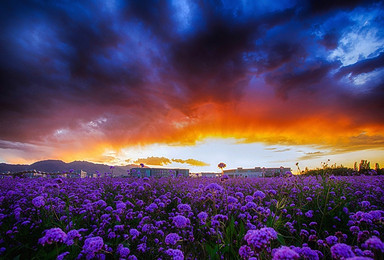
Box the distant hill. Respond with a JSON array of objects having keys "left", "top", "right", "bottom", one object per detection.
[{"left": 0, "top": 160, "right": 138, "bottom": 176}]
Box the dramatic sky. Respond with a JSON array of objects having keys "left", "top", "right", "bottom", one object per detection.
[{"left": 1, "top": 0, "right": 384, "bottom": 172}]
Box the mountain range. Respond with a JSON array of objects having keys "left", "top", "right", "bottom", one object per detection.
[{"left": 0, "top": 160, "right": 139, "bottom": 176}]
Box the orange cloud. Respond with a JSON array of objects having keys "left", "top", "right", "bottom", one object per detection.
[
  {"left": 134, "top": 157, "right": 172, "bottom": 166},
  {"left": 171, "top": 158, "right": 210, "bottom": 166}
]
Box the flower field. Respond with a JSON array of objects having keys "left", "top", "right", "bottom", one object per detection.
[{"left": 0, "top": 174, "right": 383, "bottom": 259}]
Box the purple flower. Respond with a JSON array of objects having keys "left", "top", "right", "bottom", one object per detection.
[
  {"left": 177, "top": 203, "right": 191, "bottom": 212},
  {"left": 253, "top": 191, "right": 266, "bottom": 199},
  {"left": 165, "top": 249, "right": 184, "bottom": 260},
  {"left": 330, "top": 243, "right": 355, "bottom": 259},
  {"left": 296, "top": 246, "right": 319, "bottom": 260},
  {"left": 82, "top": 236, "right": 104, "bottom": 258},
  {"left": 65, "top": 229, "right": 81, "bottom": 246},
  {"left": 56, "top": 251, "right": 69, "bottom": 260},
  {"left": 197, "top": 211, "right": 208, "bottom": 223},
  {"left": 137, "top": 243, "right": 147, "bottom": 253},
  {"left": 326, "top": 235, "right": 338, "bottom": 246},
  {"left": 350, "top": 226, "right": 360, "bottom": 233},
  {"left": 39, "top": 228, "right": 67, "bottom": 245},
  {"left": 239, "top": 245, "right": 254, "bottom": 259},
  {"left": 227, "top": 196, "right": 238, "bottom": 203},
  {"left": 116, "top": 201, "right": 126, "bottom": 210},
  {"left": 364, "top": 236, "right": 384, "bottom": 252},
  {"left": 245, "top": 202, "right": 257, "bottom": 209},
  {"left": 244, "top": 227, "right": 277, "bottom": 252},
  {"left": 165, "top": 233, "right": 181, "bottom": 245},
  {"left": 212, "top": 214, "right": 228, "bottom": 222},
  {"left": 129, "top": 229, "right": 140, "bottom": 239},
  {"left": 173, "top": 215, "right": 190, "bottom": 228},
  {"left": 204, "top": 183, "right": 224, "bottom": 192},
  {"left": 300, "top": 229, "right": 309, "bottom": 238},
  {"left": 305, "top": 210, "right": 314, "bottom": 218},
  {"left": 117, "top": 244, "right": 130, "bottom": 258},
  {"left": 285, "top": 171, "right": 293, "bottom": 177},
  {"left": 272, "top": 246, "right": 299, "bottom": 260},
  {"left": 32, "top": 196, "right": 45, "bottom": 208},
  {"left": 361, "top": 201, "right": 370, "bottom": 208},
  {"left": 245, "top": 195, "right": 254, "bottom": 202},
  {"left": 145, "top": 203, "right": 158, "bottom": 212}
]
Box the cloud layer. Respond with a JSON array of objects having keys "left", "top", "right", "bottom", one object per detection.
[
  {"left": 0, "top": 0, "right": 384, "bottom": 163},
  {"left": 133, "top": 156, "right": 209, "bottom": 167}
]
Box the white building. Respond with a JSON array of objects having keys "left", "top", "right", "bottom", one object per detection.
[{"left": 224, "top": 167, "right": 291, "bottom": 178}]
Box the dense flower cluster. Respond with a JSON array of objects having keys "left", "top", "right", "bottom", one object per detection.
[
  {"left": 165, "top": 233, "right": 181, "bottom": 245},
  {"left": 330, "top": 243, "right": 355, "bottom": 259},
  {"left": 244, "top": 227, "right": 278, "bottom": 253},
  {"left": 272, "top": 246, "right": 299, "bottom": 260},
  {"left": 0, "top": 175, "right": 383, "bottom": 259},
  {"left": 81, "top": 236, "right": 104, "bottom": 259},
  {"left": 38, "top": 227, "right": 67, "bottom": 245},
  {"left": 31, "top": 195, "right": 45, "bottom": 208}
]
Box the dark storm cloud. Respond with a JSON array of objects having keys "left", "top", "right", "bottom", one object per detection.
[
  {"left": 318, "top": 33, "right": 339, "bottom": 50},
  {"left": 303, "top": 0, "right": 379, "bottom": 14},
  {"left": 0, "top": 0, "right": 384, "bottom": 158},
  {"left": 265, "top": 61, "right": 340, "bottom": 99},
  {"left": 336, "top": 52, "right": 384, "bottom": 78}
]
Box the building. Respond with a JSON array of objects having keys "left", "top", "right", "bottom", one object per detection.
[
  {"left": 130, "top": 167, "right": 189, "bottom": 178},
  {"left": 200, "top": 172, "right": 220, "bottom": 178},
  {"left": 224, "top": 167, "right": 291, "bottom": 178}
]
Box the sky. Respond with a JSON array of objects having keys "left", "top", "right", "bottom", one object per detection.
[{"left": 1, "top": 0, "right": 384, "bottom": 173}]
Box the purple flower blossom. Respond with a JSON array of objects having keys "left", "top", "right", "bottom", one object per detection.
[
  {"left": 145, "top": 203, "right": 158, "bottom": 212},
  {"left": 326, "top": 235, "right": 338, "bottom": 246},
  {"left": 117, "top": 244, "right": 130, "bottom": 258},
  {"left": 253, "top": 191, "right": 266, "bottom": 199},
  {"left": 129, "top": 229, "right": 140, "bottom": 239},
  {"left": 177, "top": 203, "right": 191, "bottom": 212},
  {"left": 244, "top": 227, "right": 277, "bottom": 252},
  {"left": 57, "top": 251, "right": 69, "bottom": 260},
  {"left": 364, "top": 236, "right": 384, "bottom": 252},
  {"left": 350, "top": 226, "right": 360, "bottom": 233},
  {"left": 227, "top": 195, "right": 238, "bottom": 203},
  {"left": 330, "top": 243, "right": 355, "bottom": 259},
  {"left": 137, "top": 243, "right": 147, "bottom": 253},
  {"left": 173, "top": 215, "right": 190, "bottom": 228},
  {"left": 165, "top": 249, "right": 184, "bottom": 260},
  {"left": 197, "top": 211, "right": 208, "bottom": 223},
  {"left": 361, "top": 201, "right": 370, "bottom": 208},
  {"left": 245, "top": 202, "right": 257, "bottom": 209},
  {"left": 81, "top": 236, "right": 104, "bottom": 259},
  {"left": 65, "top": 229, "right": 81, "bottom": 246},
  {"left": 245, "top": 195, "right": 254, "bottom": 202},
  {"left": 39, "top": 228, "right": 67, "bottom": 245},
  {"left": 285, "top": 171, "right": 293, "bottom": 177},
  {"left": 165, "top": 233, "right": 181, "bottom": 245},
  {"left": 272, "top": 246, "right": 299, "bottom": 260},
  {"left": 32, "top": 196, "right": 45, "bottom": 208},
  {"left": 295, "top": 246, "right": 319, "bottom": 260},
  {"left": 305, "top": 210, "right": 314, "bottom": 218},
  {"left": 204, "top": 183, "right": 224, "bottom": 192},
  {"left": 239, "top": 245, "right": 254, "bottom": 259}
]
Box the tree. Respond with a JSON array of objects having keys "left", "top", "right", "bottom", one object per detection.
[{"left": 218, "top": 162, "right": 226, "bottom": 176}]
